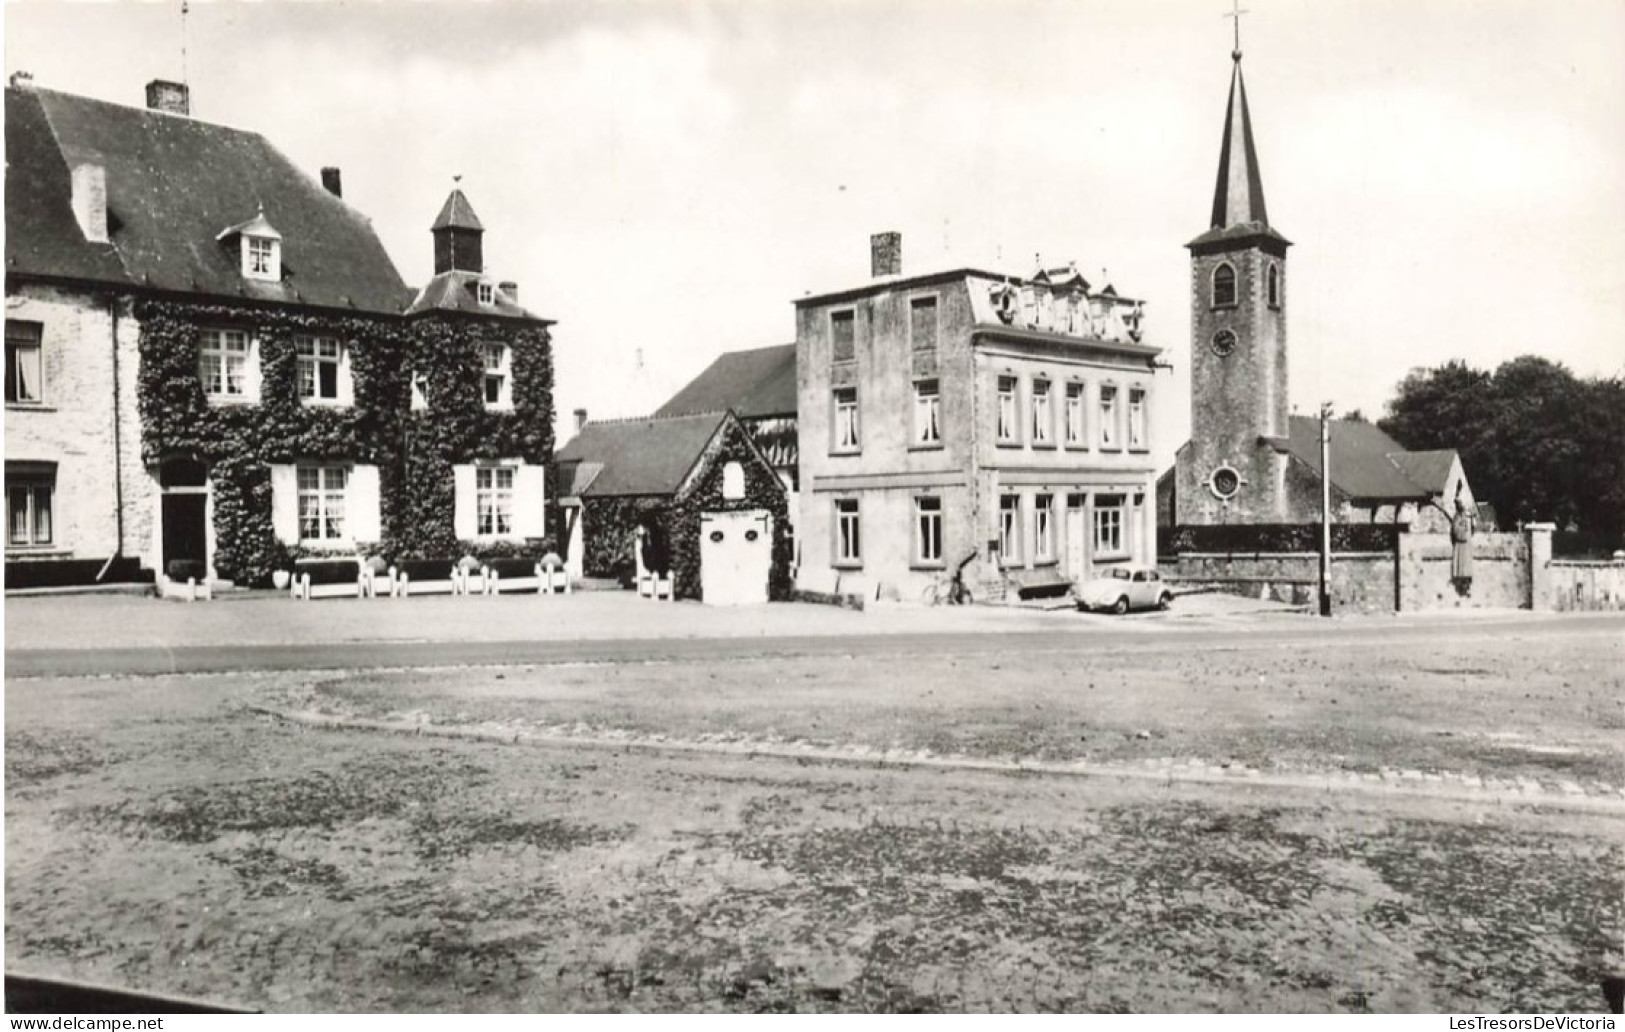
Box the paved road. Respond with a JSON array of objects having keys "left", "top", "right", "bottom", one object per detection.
[{"left": 8, "top": 611, "right": 1622, "bottom": 678}]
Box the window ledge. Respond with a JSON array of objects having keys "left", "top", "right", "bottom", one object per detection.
[
  {"left": 994, "top": 440, "right": 1023, "bottom": 449},
  {"left": 908, "top": 443, "right": 945, "bottom": 452},
  {"left": 1128, "top": 446, "right": 1151, "bottom": 454},
  {"left": 829, "top": 449, "right": 862, "bottom": 458},
  {"left": 206, "top": 395, "right": 260, "bottom": 407},
  {"left": 6, "top": 546, "right": 70, "bottom": 557},
  {"left": 910, "top": 561, "right": 947, "bottom": 571},
  {"left": 301, "top": 398, "right": 354, "bottom": 409},
  {"left": 831, "top": 560, "right": 864, "bottom": 570},
  {"left": 1032, "top": 558, "right": 1059, "bottom": 568},
  {"left": 1031, "top": 442, "right": 1057, "bottom": 451},
  {"left": 1099, "top": 445, "right": 1123, "bottom": 454},
  {"left": 1063, "top": 443, "right": 1091, "bottom": 451},
  {"left": 6, "top": 402, "right": 54, "bottom": 412},
  {"left": 1210, "top": 303, "right": 1239, "bottom": 312},
  {"left": 484, "top": 404, "right": 516, "bottom": 414}
]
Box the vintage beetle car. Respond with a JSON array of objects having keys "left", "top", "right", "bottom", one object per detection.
[{"left": 1075, "top": 564, "right": 1173, "bottom": 614}]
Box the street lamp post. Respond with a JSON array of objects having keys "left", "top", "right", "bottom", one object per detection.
[{"left": 1319, "top": 402, "right": 1333, "bottom": 617}]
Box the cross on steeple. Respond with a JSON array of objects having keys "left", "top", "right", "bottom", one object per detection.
[{"left": 1223, "top": 0, "right": 1249, "bottom": 60}]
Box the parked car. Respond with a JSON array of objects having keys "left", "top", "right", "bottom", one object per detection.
[{"left": 1076, "top": 564, "right": 1172, "bottom": 614}]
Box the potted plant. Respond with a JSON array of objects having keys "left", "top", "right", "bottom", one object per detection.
[{"left": 271, "top": 569, "right": 291, "bottom": 591}]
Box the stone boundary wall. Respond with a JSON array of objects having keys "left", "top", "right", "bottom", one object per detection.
[
  {"left": 1544, "top": 559, "right": 1625, "bottom": 612},
  {"left": 1164, "top": 523, "right": 1621, "bottom": 614},
  {"left": 1163, "top": 551, "right": 1396, "bottom": 613},
  {"left": 1397, "top": 532, "right": 1527, "bottom": 612}
]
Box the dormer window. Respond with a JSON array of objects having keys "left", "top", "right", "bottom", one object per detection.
[
  {"left": 219, "top": 210, "right": 282, "bottom": 283},
  {"left": 477, "top": 281, "right": 495, "bottom": 305},
  {"left": 247, "top": 237, "right": 276, "bottom": 277}
]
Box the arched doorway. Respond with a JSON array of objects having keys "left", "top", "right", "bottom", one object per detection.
[{"left": 158, "top": 456, "right": 209, "bottom": 573}]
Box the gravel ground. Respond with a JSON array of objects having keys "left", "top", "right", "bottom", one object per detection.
[{"left": 6, "top": 626, "right": 1623, "bottom": 1013}]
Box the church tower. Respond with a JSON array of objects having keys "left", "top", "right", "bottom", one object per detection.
[{"left": 1176, "top": 44, "right": 1294, "bottom": 524}]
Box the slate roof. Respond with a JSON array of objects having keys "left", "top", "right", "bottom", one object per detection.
[
  {"left": 405, "top": 270, "right": 542, "bottom": 321},
  {"left": 431, "top": 188, "right": 484, "bottom": 231},
  {"left": 1279, "top": 416, "right": 1459, "bottom": 502},
  {"left": 555, "top": 412, "right": 729, "bottom": 498},
  {"left": 1187, "top": 57, "right": 1292, "bottom": 252},
  {"left": 654, "top": 344, "right": 797, "bottom": 419},
  {"left": 1386, "top": 449, "right": 1458, "bottom": 495},
  {"left": 5, "top": 84, "right": 413, "bottom": 314}
]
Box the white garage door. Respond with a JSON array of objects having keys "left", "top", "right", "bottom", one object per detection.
[{"left": 699, "top": 509, "right": 772, "bottom": 606}]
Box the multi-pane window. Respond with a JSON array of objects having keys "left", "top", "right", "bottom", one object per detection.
[
  {"left": 910, "top": 297, "right": 938, "bottom": 351},
  {"left": 1065, "top": 382, "right": 1086, "bottom": 445},
  {"left": 483, "top": 344, "right": 511, "bottom": 407},
  {"left": 1099, "top": 385, "right": 1118, "bottom": 448},
  {"left": 297, "top": 466, "right": 347, "bottom": 543},
  {"left": 833, "top": 387, "right": 860, "bottom": 452},
  {"left": 296, "top": 336, "right": 343, "bottom": 402},
  {"left": 1031, "top": 379, "right": 1052, "bottom": 445},
  {"left": 477, "top": 282, "right": 495, "bottom": 305},
  {"left": 199, "top": 328, "right": 250, "bottom": 399},
  {"left": 476, "top": 467, "right": 514, "bottom": 536},
  {"left": 1128, "top": 388, "right": 1147, "bottom": 449},
  {"left": 1267, "top": 264, "right": 1281, "bottom": 309},
  {"left": 835, "top": 497, "right": 862, "bottom": 564},
  {"left": 913, "top": 380, "right": 940, "bottom": 446},
  {"left": 1034, "top": 493, "right": 1055, "bottom": 561},
  {"left": 247, "top": 236, "right": 276, "bottom": 277},
  {"left": 996, "top": 376, "right": 1018, "bottom": 442},
  {"left": 915, "top": 496, "right": 943, "bottom": 565},
  {"left": 1212, "top": 263, "right": 1237, "bottom": 307},
  {"left": 7, "top": 472, "right": 53, "bottom": 546},
  {"left": 5, "top": 321, "right": 43, "bottom": 404},
  {"left": 410, "top": 371, "right": 428, "bottom": 411},
  {"left": 1093, "top": 494, "right": 1125, "bottom": 556},
  {"left": 831, "top": 310, "right": 856, "bottom": 363},
  {"left": 998, "top": 494, "right": 1021, "bottom": 563}
]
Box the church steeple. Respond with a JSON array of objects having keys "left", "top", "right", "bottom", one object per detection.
[{"left": 1210, "top": 55, "right": 1270, "bottom": 230}]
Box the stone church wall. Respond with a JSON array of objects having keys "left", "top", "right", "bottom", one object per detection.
[
  {"left": 1163, "top": 550, "right": 1396, "bottom": 613},
  {"left": 1545, "top": 560, "right": 1625, "bottom": 611},
  {"left": 1396, "top": 532, "right": 1527, "bottom": 611}
]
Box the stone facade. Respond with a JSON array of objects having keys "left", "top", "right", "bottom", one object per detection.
[
  {"left": 796, "top": 251, "right": 1160, "bottom": 603},
  {"left": 1178, "top": 241, "right": 1291, "bottom": 524},
  {"left": 1165, "top": 524, "right": 1577, "bottom": 613},
  {"left": 1396, "top": 532, "right": 1528, "bottom": 611},
  {"left": 5, "top": 285, "right": 153, "bottom": 571}
]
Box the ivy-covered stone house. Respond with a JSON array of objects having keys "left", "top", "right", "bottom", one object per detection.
[
  {"left": 4, "top": 75, "right": 553, "bottom": 589},
  {"left": 554, "top": 411, "right": 791, "bottom": 602}
]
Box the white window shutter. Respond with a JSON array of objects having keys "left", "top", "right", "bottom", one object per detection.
[
  {"left": 513, "top": 463, "right": 547, "bottom": 539},
  {"left": 349, "top": 464, "right": 381, "bottom": 544},
  {"left": 270, "top": 464, "right": 298, "bottom": 544},
  {"left": 453, "top": 464, "right": 476, "bottom": 540}
]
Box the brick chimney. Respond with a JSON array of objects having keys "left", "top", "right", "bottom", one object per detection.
[
  {"left": 9, "top": 71, "right": 35, "bottom": 89},
  {"left": 499, "top": 280, "right": 518, "bottom": 302},
  {"left": 871, "top": 231, "right": 901, "bottom": 278},
  {"left": 573, "top": 408, "right": 588, "bottom": 434},
  {"left": 320, "top": 167, "right": 343, "bottom": 198},
  {"left": 145, "top": 79, "right": 189, "bottom": 116},
  {"left": 70, "top": 164, "right": 108, "bottom": 244}
]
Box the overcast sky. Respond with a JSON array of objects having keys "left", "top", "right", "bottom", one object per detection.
[{"left": 6, "top": 0, "right": 1623, "bottom": 467}]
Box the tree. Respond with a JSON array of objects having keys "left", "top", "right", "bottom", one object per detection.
[{"left": 1378, "top": 357, "right": 1624, "bottom": 544}]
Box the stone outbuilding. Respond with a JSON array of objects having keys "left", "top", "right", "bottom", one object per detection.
[{"left": 555, "top": 410, "right": 791, "bottom": 602}]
